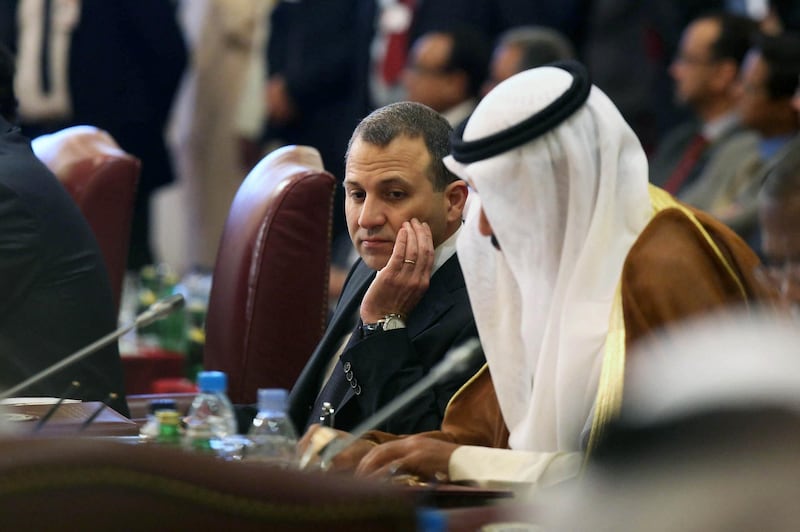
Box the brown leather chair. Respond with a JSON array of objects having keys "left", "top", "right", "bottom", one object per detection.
[
  {"left": 0, "top": 436, "right": 416, "bottom": 530},
  {"left": 203, "top": 145, "right": 335, "bottom": 404},
  {"left": 32, "top": 125, "right": 141, "bottom": 313}
]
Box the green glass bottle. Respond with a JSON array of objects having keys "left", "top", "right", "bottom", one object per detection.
[{"left": 156, "top": 410, "right": 182, "bottom": 445}]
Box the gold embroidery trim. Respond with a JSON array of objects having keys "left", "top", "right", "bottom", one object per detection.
[
  {"left": 584, "top": 282, "right": 625, "bottom": 464},
  {"left": 445, "top": 363, "right": 488, "bottom": 412}
]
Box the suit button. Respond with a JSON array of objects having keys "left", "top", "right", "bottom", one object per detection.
[
  {"left": 346, "top": 370, "right": 354, "bottom": 382},
  {"left": 343, "top": 361, "right": 351, "bottom": 373},
  {"left": 350, "top": 378, "right": 358, "bottom": 389},
  {"left": 355, "top": 385, "right": 362, "bottom": 395}
]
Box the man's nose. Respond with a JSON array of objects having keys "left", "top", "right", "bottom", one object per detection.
[{"left": 358, "top": 196, "right": 386, "bottom": 229}]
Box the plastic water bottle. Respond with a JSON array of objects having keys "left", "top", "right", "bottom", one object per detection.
[
  {"left": 246, "top": 388, "right": 298, "bottom": 467},
  {"left": 183, "top": 371, "right": 238, "bottom": 455}
]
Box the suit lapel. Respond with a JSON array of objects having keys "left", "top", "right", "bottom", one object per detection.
[
  {"left": 289, "top": 260, "right": 374, "bottom": 424},
  {"left": 406, "top": 254, "right": 464, "bottom": 337}
]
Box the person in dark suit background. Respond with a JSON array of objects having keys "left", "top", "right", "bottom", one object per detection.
[
  {"left": 289, "top": 101, "right": 482, "bottom": 441},
  {"left": 264, "top": 0, "right": 362, "bottom": 253},
  {"left": 0, "top": 44, "right": 128, "bottom": 416},
  {"left": 0, "top": 0, "right": 187, "bottom": 270}
]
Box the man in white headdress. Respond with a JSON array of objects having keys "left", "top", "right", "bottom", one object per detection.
[{"left": 352, "top": 61, "right": 770, "bottom": 486}]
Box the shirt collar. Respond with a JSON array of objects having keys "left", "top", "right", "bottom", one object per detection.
[
  {"left": 432, "top": 225, "right": 460, "bottom": 275},
  {"left": 701, "top": 112, "right": 739, "bottom": 142},
  {"left": 442, "top": 99, "right": 477, "bottom": 128}
]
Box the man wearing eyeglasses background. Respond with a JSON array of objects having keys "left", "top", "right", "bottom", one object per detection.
[
  {"left": 402, "top": 26, "right": 491, "bottom": 127},
  {"left": 649, "top": 12, "right": 759, "bottom": 204}
]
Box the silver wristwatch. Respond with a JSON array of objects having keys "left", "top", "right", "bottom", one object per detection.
[{"left": 361, "top": 313, "right": 406, "bottom": 337}]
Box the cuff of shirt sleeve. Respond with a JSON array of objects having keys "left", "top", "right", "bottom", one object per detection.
[{"left": 448, "top": 446, "right": 583, "bottom": 487}]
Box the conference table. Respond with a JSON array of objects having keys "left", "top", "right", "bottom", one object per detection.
[{"left": 0, "top": 398, "right": 532, "bottom": 531}]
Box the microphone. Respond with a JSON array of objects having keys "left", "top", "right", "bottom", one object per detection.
[
  {"left": 0, "top": 294, "right": 186, "bottom": 401},
  {"left": 134, "top": 294, "right": 185, "bottom": 328},
  {"left": 78, "top": 393, "right": 118, "bottom": 432},
  {"left": 315, "top": 338, "right": 482, "bottom": 470},
  {"left": 33, "top": 380, "right": 81, "bottom": 433}
]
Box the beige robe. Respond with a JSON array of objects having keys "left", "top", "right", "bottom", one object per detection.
[{"left": 168, "top": 0, "right": 274, "bottom": 269}]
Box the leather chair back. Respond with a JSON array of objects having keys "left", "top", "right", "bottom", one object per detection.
[
  {"left": 0, "top": 436, "right": 416, "bottom": 530},
  {"left": 32, "top": 125, "right": 141, "bottom": 312},
  {"left": 203, "top": 145, "right": 335, "bottom": 404}
]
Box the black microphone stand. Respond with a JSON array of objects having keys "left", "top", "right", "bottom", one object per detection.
[{"left": 0, "top": 294, "right": 185, "bottom": 401}]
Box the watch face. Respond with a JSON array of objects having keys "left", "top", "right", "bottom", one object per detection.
[{"left": 382, "top": 315, "right": 405, "bottom": 330}]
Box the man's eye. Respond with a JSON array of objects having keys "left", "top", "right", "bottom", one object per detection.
[
  {"left": 386, "top": 190, "right": 407, "bottom": 200},
  {"left": 347, "top": 189, "right": 365, "bottom": 201}
]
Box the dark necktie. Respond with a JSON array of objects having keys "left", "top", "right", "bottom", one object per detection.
[
  {"left": 40, "top": 0, "right": 53, "bottom": 93},
  {"left": 663, "top": 133, "right": 709, "bottom": 195},
  {"left": 307, "top": 321, "right": 363, "bottom": 431}
]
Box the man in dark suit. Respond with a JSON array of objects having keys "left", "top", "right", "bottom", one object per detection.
[
  {"left": 289, "top": 101, "right": 481, "bottom": 436},
  {"left": 0, "top": 45, "right": 128, "bottom": 415},
  {"left": 0, "top": 0, "right": 187, "bottom": 269}
]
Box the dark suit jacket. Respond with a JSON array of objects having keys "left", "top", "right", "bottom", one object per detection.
[
  {"left": 0, "top": 117, "right": 128, "bottom": 416},
  {"left": 288, "top": 255, "right": 482, "bottom": 435},
  {"left": 266, "top": 0, "right": 363, "bottom": 240},
  {"left": 0, "top": 0, "right": 187, "bottom": 197}
]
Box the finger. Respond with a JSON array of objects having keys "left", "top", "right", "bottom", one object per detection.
[
  {"left": 386, "top": 222, "right": 409, "bottom": 272},
  {"left": 297, "top": 423, "right": 321, "bottom": 455},
  {"left": 403, "top": 219, "right": 420, "bottom": 267},
  {"left": 298, "top": 426, "right": 341, "bottom": 470},
  {"left": 415, "top": 220, "right": 435, "bottom": 273},
  {"left": 354, "top": 442, "right": 405, "bottom": 478}
]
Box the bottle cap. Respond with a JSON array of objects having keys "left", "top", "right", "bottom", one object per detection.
[
  {"left": 197, "top": 371, "right": 227, "bottom": 393},
  {"left": 156, "top": 410, "right": 180, "bottom": 425},
  {"left": 149, "top": 398, "right": 177, "bottom": 414},
  {"left": 257, "top": 388, "right": 288, "bottom": 412},
  {"left": 416, "top": 508, "right": 447, "bottom": 532}
]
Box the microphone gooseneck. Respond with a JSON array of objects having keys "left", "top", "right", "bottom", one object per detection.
[
  {"left": 78, "top": 392, "right": 118, "bottom": 432},
  {"left": 33, "top": 380, "right": 81, "bottom": 433},
  {"left": 0, "top": 294, "right": 186, "bottom": 401}
]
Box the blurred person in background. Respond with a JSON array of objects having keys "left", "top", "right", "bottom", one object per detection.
[
  {"left": 757, "top": 142, "right": 800, "bottom": 315},
  {"left": 649, "top": 13, "right": 759, "bottom": 207},
  {"left": 0, "top": 0, "right": 187, "bottom": 271},
  {"left": 402, "top": 26, "right": 491, "bottom": 127},
  {"left": 712, "top": 32, "right": 800, "bottom": 248},
  {"left": 167, "top": 0, "right": 274, "bottom": 272},
  {"left": 481, "top": 25, "right": 575, "bottom": 97}
]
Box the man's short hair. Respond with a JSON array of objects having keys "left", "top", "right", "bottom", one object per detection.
[
  {"left": 347, "top": 101, "right": 458, "bottom": 191},
  {"left": 444, "top": 25, "right": 491, "bottom": 99},
  {"left": 497, "top": 26, "right": 575, "bottom": 70},
  {"left": 704, "top": 12, "right": 759, "bottom": 67},
  {"left": 762, "top": 142, "right": 800, "bottom": 201},
  {"left": 0, "top": 44, "right": 16, "bottom": 122},
  {"left": 755, "top": 32, "right": 800, "bottom": 100}
]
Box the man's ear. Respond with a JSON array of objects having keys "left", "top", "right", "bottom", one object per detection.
[{"left": 444, "top": 180, "right": 469, "bottom": 223}]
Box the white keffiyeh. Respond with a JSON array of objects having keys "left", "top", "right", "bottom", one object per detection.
[{"left": 445, "top": 66, "right": 652, "bottom": 452}]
